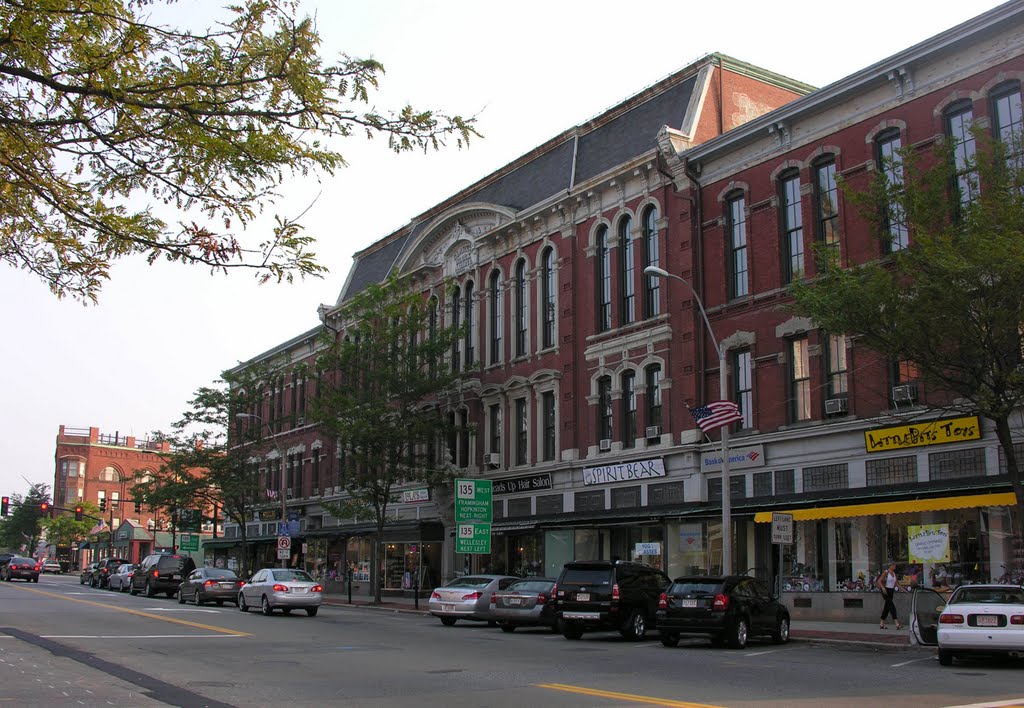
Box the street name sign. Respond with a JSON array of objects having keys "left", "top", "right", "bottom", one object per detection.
[
  {"left": 454, "top": 479, "right": 493, "bottom": 523},
  {"left": 178, "top": 534, "right": 198, "bottom": 552},
  {"left": 455, "top": 523, "right": 491, "bottom": 554}
]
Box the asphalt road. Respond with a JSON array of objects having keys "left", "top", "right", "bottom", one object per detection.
[{"left": 1, "top": 573, "right": 1022, "bottom": 708}]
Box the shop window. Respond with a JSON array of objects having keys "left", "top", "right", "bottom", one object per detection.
[
  {"left": 507, "top": 497, "right": 532, "bottom": 517},
  {"left": 611, "top": 485, "right": 640, "bottom": 509},
  {"left": 753, "top": 471, "right": 772, "bottom": 497},
  {"left": 774, "top": 470, "right": 795, "bottom": 494},
  {"left": 929, "top": 447, "right": 986, "bottom": 480},
  {"left": 574, "top": 489, "right": 605, "bottom": 512},
  {"left": 647, "top": 481, "right": 684, "bottom": 506},
  {"left": 492, "top": 499, "right": 505, "bottom": 520},
  {"left": 866, "top": 455, "right": 917, "bottom": 486},
  {"left": 803, "top": 463, "right": 848, "bottom": 491},
  {"left": 536, "top": 493, "right": 563, "bottom": 515},
  {"left": 708, "top": 476, "right": 746, "bottom": 502}
]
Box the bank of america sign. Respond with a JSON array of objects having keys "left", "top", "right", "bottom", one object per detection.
[{"left": 701, "top": 444, "right": 765, "bottom": 472}]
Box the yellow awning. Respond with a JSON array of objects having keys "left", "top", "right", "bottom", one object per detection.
[{"left": 753, "top": 492, "right": 1017, "bottom": 523}]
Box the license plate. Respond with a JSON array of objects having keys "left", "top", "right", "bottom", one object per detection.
[
  {"left": 680, "top": 599, "right": 698, "bottom": 608},
  {"left": 976, "top": 615, "right": 999, "bottom": 627},
  {"left": 576, "top": 593, "right": 590, "bottom": 602},
  {"left": 295, "top": 587, "right": 306, "bottom": 593},
  {"left": 442, "top": 603, "right": 454, "bottom": 612},
  {"left": 508, "top": 597, "right": 522, "bottom": 606}
]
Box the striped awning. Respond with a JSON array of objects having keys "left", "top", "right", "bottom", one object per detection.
[{"left": 753, "top": 491, "right": 1017, "bottom": 523}]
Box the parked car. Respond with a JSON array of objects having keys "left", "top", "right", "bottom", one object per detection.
[
  {"left": 491, "top": 577, "right": 558, "bottom": 632},
  {"left": 80, "top": 561, "right": 100, "bottom": 585},
  {"left": 179, "top": 567, "right": 244, "bottom": 606},
  {"left": 130, "top": 553, "right": 196, "bottom": 598},
  {"left": 429, "top": 575, "right": 520, "bottom": 626},
  {"left": 911, "top": 583, "right": 1024, "bottom": 666},
  {"left": 655, "top": 575, "right": 790, "bottom": 649},
  {"left": 41, "top": 560, "right": 63, "bottom": 574},
  {"left": 107, "top": 563, "right": 137, "bottom": 592},
  {"left": 238, "top": 568, "right": 322, "bottom": 616},
  {"left": 554, "top": 560, "right": 670, "bottom": 640},
  {"left": 4, "top": 557, "right": 40, "bottom": 582},
  {"left": 93, "top": 557, "right": 131, "bottom": 588}
]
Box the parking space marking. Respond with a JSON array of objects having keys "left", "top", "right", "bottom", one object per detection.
[
  {"left": 535, "top": 683, "right": 724, "bottom": 707},
  {"left": 6, "top": 585, "right": 250, "bottom": 636}
]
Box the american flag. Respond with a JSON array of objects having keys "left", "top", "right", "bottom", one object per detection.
[
  {"left": 266, "top": 489, "right": 278, "bottom": 500},
  {"left": 689, "top": 401, "right": 742, "bottom": 433}
]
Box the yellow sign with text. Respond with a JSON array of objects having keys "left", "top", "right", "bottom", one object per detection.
[{"left": 864, "top": 415, "right": 981, "bottom": 453}]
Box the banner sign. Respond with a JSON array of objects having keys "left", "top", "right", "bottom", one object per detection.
[
  {"left": 634, "top": 542, "right": 661, "bottom": 557},
  {"left": 864, "top": 416, "right": 981, "bottom": 453},
  {"left": 908, "top": 524, "right": 950, "bottom": 563},
  {"left": 582, "top": 459, "right": 666, "bottom": 486},
  {"left": 492, "top": 473, "right": 552, "bottom": 496}
]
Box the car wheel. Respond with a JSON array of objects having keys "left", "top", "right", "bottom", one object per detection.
[
  {"left": 80, "top": 575, "right": 85, "bottom": 585},
  {"left": 620, "top": 610, "right": 647, "bottom": 641},
  {"left": 500, "top": 623, "right": 516, "bottom": 633},
  {"left": 32, "top": 576, "right": 38, "bottom": 583},
  {"left": 772, "top": 616, "right": 790, "bottom": 644},
  {"left": 145, "top": 581, "right": 155, "bottom": 598},
  {"left": 660, "top": 632, "right": 680, "bottom": 648},
  {"left": 238, "top": 594, "right": 248, "bottom": 612},
  {"left": 121, "top": 584, "right": 128, "bottom": 593},
  {"left": 91, "top": 576, "right": 98, "bottom": 587},
  {"left": 562, "top": 622, "right": 583, "bottom": 640},
  {"left": 130, "top": 583, "right": 138, "bottom": 596},
  {"left": 166, "top": 591, "right": 175, "bottom": 599},
  {"left": 439, "top": 617, "right": 457, "bottom": 626},
  {"left": 261, "top": 595, "right": 273, "bottom": 616},
  {"left": 215, "top": 600, "right": 224, "bottom": 607},
  {"left": 282, "top": 608, "right": 291, "bottom": 615},
  {"left": 195, "top": 593, "right": 204, "bottom": 606},
  {"left": 938, "top": 649, "right": 954, "bottom": 666},
  {"left": 178, "top": 590, "right": 186, "bottom": 604},
  {"left": 728, "top": 617, "right": 749, "bottom": 649},
  {"left": 306, "top": 607, "right": 318, "bottom": 617}
]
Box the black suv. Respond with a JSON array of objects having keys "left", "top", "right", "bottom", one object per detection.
[
  {"left": 130, "top": 553, "right": 196, "bottom": 598},
  {"left": 554, "top": 560, "right": 670, "bottom": 640},
  {"left": 92, "top": 557, "right": 131, "bottom": 588}
]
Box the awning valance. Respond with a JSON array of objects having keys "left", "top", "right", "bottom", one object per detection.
[{"left": 753, "top": 492, "right": 1017, "bottom": 523}]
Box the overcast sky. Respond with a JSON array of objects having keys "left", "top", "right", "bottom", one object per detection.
[{"left": 0, "top": 0, "right": 1006, "bottom": 499}]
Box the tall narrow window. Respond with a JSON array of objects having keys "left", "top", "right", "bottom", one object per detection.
[
  {"left": 450, "top": 286, "right": 462, "bottom": 373},
  {"left": 515, "top": 260, "right": 528, "bottom": 357},
  {"left": 645, "top": 365, "right": 662, "bottom": 433},
  {"left": 827, "top": 334, "right": 848, "bottom": 398},
  {"left": 489, "top": 404, "right": 501, "bottom": 454},
  {"left": 642, "top": 206, "right": 661, "bottom": 318},
  {"left": 311, "top": 452, "right": 320, "bottom": 493},
  {"left": 877, "top": 130, "right": 908, "bottom": 251},
  {"left": 597, "top": 376, "right": 613, "bottom": 444},
  {"left": 458, "top": 410, "right": 470, "bottom": 469},
  {"left": 992, "top": 81, "right": 1023, "bottom": 170},
  {"left": 619, "top": 216, "right": 634, "bottom": 326},
  {"left": 427, "top": 297, "right": 438, "bottom": 376},
  {"left": 515, "top": 398, "right": 528, "bottom": 466},
  {"left": 621, "top": 371, "right": 636, "bottom": 448},
  {"left": 463, "top": 281, "right": 474, "bottom": 367},
  {"left": 541, "top": 247, "right": 555, "bottom": 349},
  {"left": 727, "top": 194, "right": 748, "bottom": 298},
  {"left": 488, "top": 270, "right": 502, "bottom": 365},
  {"left": 780, "top": 173, "right": 803, "bottom": 283},
  {"left": 946, "top": 101, "right": 978, "bottom": 208},
  {"left": 734, "top": 350, "right": 753, "bottom": 430},
  {"left": 596, "top": 226, "right": 611, "bottom": 332},
  {"left": 446, "top": 411, "right": 457, "bottom": 465},
  {"left": 789, "top": 336, "right": 811, "bottom": 422},
  {"left": 542, "top": 391, "right": 556, "bottom": 462},
  {"left": 814, "top": 158, "right": 840, "bottom": 254}
]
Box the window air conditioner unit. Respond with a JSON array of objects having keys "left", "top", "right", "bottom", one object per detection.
[
  {"left": 892, "top": 383, "right": 918, "bottom": 403},
  {"left": 286, "top": 488, "right": 294, "bottom": 499},
  {"left": 599, "top": 438, "right": 612, "bottom": 452},
  {"left": 487, "top": 453, "right": 501, "bottom": 466},
  {"left": 824, "top": 398, "right": 848, "bottom": 415},
  {"left": 334, "top": 486, "right": 343, "bottom": 494},
  {"left": 645, "top": 425, "right": 662, "bottom": 439},
  {"left": 311, "top": 487, "right": 319, "bottom": 497}
]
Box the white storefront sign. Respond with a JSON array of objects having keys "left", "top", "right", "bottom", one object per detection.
[{"left": 581, "top": 458, "right": 666, "bottom": 486}]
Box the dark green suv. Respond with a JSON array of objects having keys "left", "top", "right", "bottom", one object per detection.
[{"left": 554, "top": 560, "right": 670, "bottom": 641}]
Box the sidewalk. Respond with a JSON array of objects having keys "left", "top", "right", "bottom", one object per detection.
[{"left": 322, "top": 593, "right": 920, "bottom": 648}]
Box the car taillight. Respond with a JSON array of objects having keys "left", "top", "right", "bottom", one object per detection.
[
  {"left": 430, "top": 591, "right": 441, "bottom": 600},
  {"left": 1010, "top": 615, "right": 1024, "bottom": 625},
  {"left": 658, "top": 592, "right": 667, "bottom": 610},
  {"left": 940, "top": 613, "right": 964, "bottom": 624},
  {"left": 551, "top": 583, "right": 558, "bottom": 598},
  {"left": 490, "top": 593, "right": 497, "bottom": 605},
  {"left": 204, "top": 580, "right": 216, "bottom": 587},
  {"left": 537, "top": 593, "right": 547, "bottom": 605},
  {"left": 272, "top": 584, "right": 289, "bottom": 592},
  {"left": 462, "top": 591, "right": 482, "bottom": 601},
  {"left": 152, "top": 569, "right": 159, "bottom": 577},
  {"left": 311, "top": 585, "right": 323, "bottom": 593},
  {"left": 239, "top": 581, "right": 246, "bottom": 587},
  {"left": 612, "top": 583, "right": 620, "bottom": 601},
  {"left": 712, "top": 593, "right": 729, "bottom": 611}
]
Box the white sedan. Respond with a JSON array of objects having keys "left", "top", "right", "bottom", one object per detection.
[
  {"left": 238, "top": 568, "right": 322, "bottom": 617},
  {"left": 912, "top": 584, "right": 1024, "bottom": 666}
]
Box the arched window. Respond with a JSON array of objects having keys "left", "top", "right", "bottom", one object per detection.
[
  {"left": 541, "top": 247, "right": 555, "bottom": 349},
  {"left": 814, "top": 157, "right": 840, "bottom": 254},
  {"left": 464, "top": 280, "right": 475, "bottom": 367},
  {"left": 727, "top": 192, "right": 749, "bottom": 297},
  {"left": 450, "top": 286, "right": 462, "bottom": 373},
  {"left": 488, "top": 270, "right": 502, "bottom": 365},
  {"left": 946, "top": 99, "right": 978, "bottom": 208},
  {"left": 992, "top": 81, "right": 1023, "bottom": 169},
  {"left": 642, "top": 206, "right": 660, "bottom": 318},
  {"left": 778, "top": 174, "right": 801, "bottom": 284},
  {"left": 514, "top": 260, "right": 528, "bottom": 357},
  {"left": 596, "top": 226, "right": 611, "bottom": 332},
  {"left": 621, "top": 370, "right": 636, "bottom": 448},
  {"left": 427, "top": 296, "right": 438, "bottom": 376},
  {"left": 876, "top": 129, "right": 908, "bottom": 251},
  {"left": 99, "top": 466, "right": 119, "bottom": 482},
  {"left": 597, "top": 376, "right": 613, "bottom": 444},
  {"left": 645, "top": 365, "right": 662, "bottom": 432},
  {"left": 618, "top": 216, "right": 634, "bottom": 326}
]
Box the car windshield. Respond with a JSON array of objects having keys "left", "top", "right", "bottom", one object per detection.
[
  {"left": 670, "top": 581, "right": 721, "bottom": 596},
  {"left": 951, "top": 588, "right": 1024, "bottom": 604},
  {"left": 507, "top": 580, "right": 555, "bottom": 593},
  {"left": 206, "top": 569, "right": 237, "bottom": 579},
  {"left": 559, "top": 568, "right": 611, "bottom": 586},
  {"left": 444, "top": 576, "right": 493, "bottom": 589},
  {"left": 271, "top": 570, "right": 313, "bottom": 582}
]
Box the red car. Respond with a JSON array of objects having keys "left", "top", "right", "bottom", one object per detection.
[{"left": 4, "top": 557, "right": 40, "bottom": 582}]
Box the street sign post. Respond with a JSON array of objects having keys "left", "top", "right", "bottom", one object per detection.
[
  {"left": 771, "top": 512, "right": 794, "bottom": 596},
  {"left": 277, "top": 535, "right": 292, "bottom": 560},
  {"left": 178, "top": 534, "right": 198, "bottom": 552},
  {"left": 455, "top": 523, "right": 492, "bottom": 554},
  {"left": 454, "top": 479, "right": 492, "bottom": 555}
]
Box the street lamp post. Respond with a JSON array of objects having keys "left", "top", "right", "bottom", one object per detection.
[
  {"left": 235, "top": 413, "right": 289, "bottom": 568},
  {"left": 645, "top": 265, "right": 733, "bottom": 575}
]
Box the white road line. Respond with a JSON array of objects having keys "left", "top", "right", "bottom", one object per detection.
[
  {"left": 891, "top": 656, "right": 933, "bottom": 667},
  {"left": 943, "top": 700, "right": 1024, "bottom": 708},
  {"left": 141, "top": 607, "right": 221, "bottom": 613},
  {"left": 745, "top": 650, "right": 780, "bottom": 656},
  {"left": 41, "top": 634, "right": 243, "bottom": 639}
]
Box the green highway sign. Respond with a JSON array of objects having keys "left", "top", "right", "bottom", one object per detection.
[
  {"left": 178, "top": 534, "right": 199, "bottom": 551},
  {"left": 455, "top": 522, "right": 491, "bottom": 554},
  {"left": 454, "top": 478, "right": 493, "bottom": 523}
]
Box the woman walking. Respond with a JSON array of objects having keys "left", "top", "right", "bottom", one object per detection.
[{"left": 877, "top": 562, "right": 903, "bottom": 629}]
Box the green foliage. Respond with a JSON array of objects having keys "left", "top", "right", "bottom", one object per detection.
[
  {"left": 0, "top": 483, "right": 50, "bottom": 553},
  {"left": 0, "top": 0, "right": 478, "bottom": 301},
  {"left": 41, "top": 501, "right": 100, "bottom": 547},
  {"left": 790, "top": 127, "right": 1024, "bottom": 532}
]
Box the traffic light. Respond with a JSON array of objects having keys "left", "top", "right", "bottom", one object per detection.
[
  {"left": 39, "top": 501, "right": 50, "bottom": 517},
  {"left": 1, "top": 496, "right": 8, "bottom": 516},
  {"left": 134, "top": 501, "right": 142, "bottom": 513},
  {"left": 75, "top": 505, "right": 84, "bottom": 522},
  {"left": 99, "top": 498, "right": 107, "bottom": 513}
]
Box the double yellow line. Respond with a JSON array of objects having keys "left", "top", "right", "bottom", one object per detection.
[{"left": 535, "top": 683, "right": 722, "bottom": 707}]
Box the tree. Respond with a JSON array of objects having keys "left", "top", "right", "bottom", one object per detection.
[
  {"left": 0, "top": 483, "right": 50, "bottom": 554},
  {"left": 789, "top": 128, "right": 1024, "bottom": 542},
  {"left": 311, "top": 275, "right": 466, "bottom": 603},
  {"left": 41, "top": 500, "right": 101, "bottom": 549},
  {"left": 0, "top": 0, "right": 478, "bottom": 302},
  {"left": 134, "top": 363, "right": 281, "bottom": 577}
]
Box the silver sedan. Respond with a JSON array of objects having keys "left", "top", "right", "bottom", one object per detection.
[
  {"left": 107, "top": 564, "right": 137, "bottom": 592},
  {"left": 428, "top": 574, "right": 519, "bottom": 626},
  {"left": 238, "top": 568, "right": 322, "bottom": 617}
]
